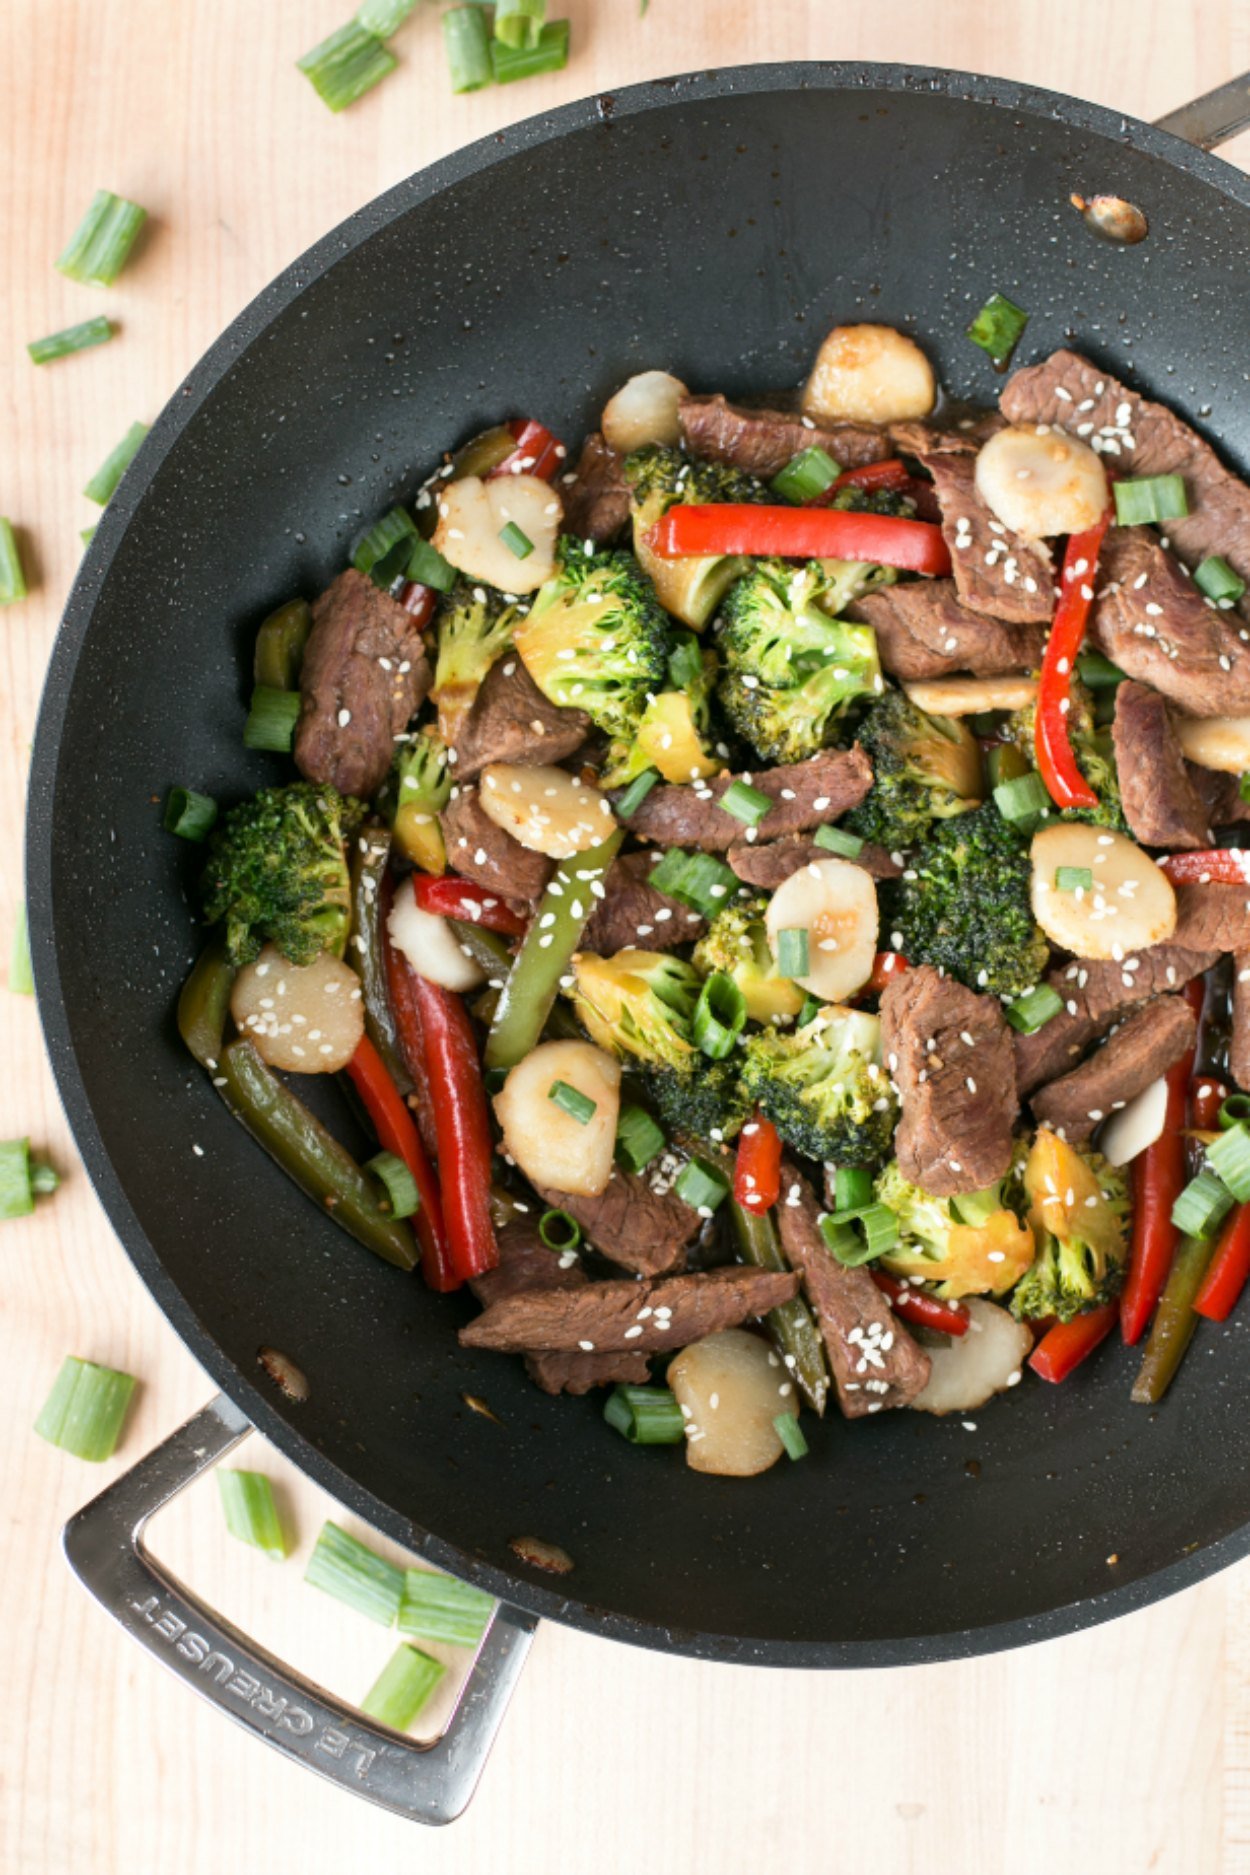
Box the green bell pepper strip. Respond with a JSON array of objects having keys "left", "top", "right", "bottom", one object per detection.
[
  {"left": 253, "top": 598, "right": 312, "bottom": 691},
  {"left": 350, "top": 824, "right": 412, "bottom": 1095},
  {"left": 729, "top": 1199, "right": 829, "bottom": 1415},
  {"left": 484, "top": 829, "right": 624, "bottom": 1072},
  {"left": 177, "top": 941, "right": 237, "bottom": 1070},
  {"left": 1130, "top": 1232, "right": 1217, "bottom": 1404},
  {"left": 449, "top": 917, "right": 514, "bottom": 981}
]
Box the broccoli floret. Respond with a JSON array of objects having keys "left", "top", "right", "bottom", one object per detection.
[
  {"left": 514, "top": 538, "right": 671, "bottom": 744},
  {"left": 648, "top": 1057, "right": 750, "bottom": 1145},
  {"left": 387, "top": 728, "right": 452, "bottom": 872},
  {"left": 600, "top": 631, "right": 723, "bottom": 787},
  {"left": 714, "top": 559, "right": 883, "bottom": 765},
  {"left": 571, "top": 948, "right": 701, "bottom": 1073},
  {"left": 842, "top": 688, "right": 983, "bottom": 851},
  {"left": 624, "top": 445, "right": 770, "bottom": 630},
  {"left": 432, "top": 580, "right": 519, "bottom": 742},
  {"left": 741, "top": 1006, "right": 898, "bottom": 1169},
  {"left": 875, "top": 1149, "right": 1036, "bottom": 1298},
  {"left": 1005, "top": 682, "right": 1127, "bottom": 833},
  {"left": 1012, "top": 1133, "right": 1130, "bottom": 1322},
  {"left": 692, "top": 893, "right": 804, "bottom": 1024},
  {"left": 203, "top": 781, "right": 365, "bottom": 968},
  {"left": 881, "top": 803, "right": 1049, "bottom": 998},
  {"left": 809, "top": 483, "right": 913, "bottom": 615}
]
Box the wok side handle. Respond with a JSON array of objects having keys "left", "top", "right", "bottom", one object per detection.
[
  {"left": 61, "top": 1394, "right": 536, "bottom": 1826},
  {"left": 1155, "top": 76, "right": 1250, "bottom": 150}
]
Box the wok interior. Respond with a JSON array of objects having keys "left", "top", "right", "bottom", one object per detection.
[{"left": 37, "top": 74, "right": 1250, "bottom": 1661}]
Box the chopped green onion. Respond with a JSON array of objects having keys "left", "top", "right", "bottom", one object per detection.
[
  {"left": 495, "top": 0, "right": 545, "bottom": 47},
  {"left": 56, "top": 190, "right": 147, "bottom": 286},
  {"left": 813, "top": 824, "right": 864, "bottom": 858},
  {"left": 1195, "top": 555, "right": 1247, "bottom": 605},
  {"left": 27, "top": 316, "right": 115, "bottom": 366},
  {"left": 9, "top": 904, "right": 34, "bottom": 995},
  {"left": 443, "top": 5, "right": 494, "bottom": 92},
  {"left": 305, "top": 1521, "right": 403, "bottom": 1625},
  {"left": 1205, "top": 1126, "right": 1250, "bottom": 1204},
  {"left": 773, "top": 1413, "right": 808, "bottom": 1460},
  {"left": 1113, "top": 474, "right": 1189, "bottom": 527},
  {"left": 0, "top": 1138, "right": 58, "bottom": 1220},
  {"left": 993, "top": 771, "right": 1053, "bottom": 835},
  {"left": 34, "top": 1356, "right": 135, "bottom": 1460},
  {"left": 614, "top": 767, "right": 660, "bottom": 819},
  {"left": 366, "top": 1150, "right": 420, "bottom": 1219},
  {"left": 360, "top": 1644, "right": 444, "bottom": 1731},
  {"left": 693, "top": 971, "right": 747, "bottom": 1060},
  {"left": 298, "top": 21, "right": 397, "bottom": 111},
  {"left": 834, "top": 1167, "right": 873, "bottom": 1212},
  {"left": 83, "top": 420, "right": 148, "bottom": 505},
  {"left": 674, "top": 1155, "right": 730, "bottom": 1215},
  {"left": 80, "top": 525, "right": 96, "bottom": 546},
  {"left": 1003, "top": 983, "right": 1063, "bottom": 1035},
  {"left": 967, "top": 291, "right": 1030, "bottom": 369},
  {"left": 243, "top": 685, "right": 301, "bottom": 753},
  {"left": 1055, "top": 866, "right": 1093, "bottom": 893},
  {"left": 667, "top": 631, "right": 704, "bottom": 692},
  {"left": 1171, "top": 1169, "right": 1234, "bottom": 1240},
  {"left": 398, "top": 1569, "right": 495, "bottom": 1646},
  {"left": 771, "top": 445, "right": 840, "bottom": 504},
  {"left": 603, "top": 1385, "right": 685, "bottom": 1444},
  {"left": 776, "top": 927, "right": 810, "bottom": 979},
  {"left": 499, "top": 521, "right": 534, "bottom": 560},
  {"left": 163, "top": 787, "right": 218, "bottom": 843},
  {"left": 549, "top": 1079, "right": 596, "bottom": 1124},
  {"left": 720, "top": 778, "right": 772, "bottom": 827},
  {"left": 490, "top": 17, "right": 569, "bottom": 82},
  {"left": 0, "top": 519, "right": 28, "bottom": 604},
  {"left": 1219, "top": 1094, "right": 1250, "bottom": 1131},
  {"left": 217, "top": 1468, "right": 287, "bottom": 1559},
  {"left": 819, "top": 1216, "right": 871, "bottom": 1266},
  {"left": 821, "top": 1203, "right": 898, "bottom": 1265},
  {"left": 406, "top": 536, "right": 456, "bottom": 593},
  {"left": 538, "top": 1207, "right": 581, "bottom": 1252},
  {"left": 647, "top": 848, "right": 738, "bottom": 921},
  {"left": 356, "top": 0, "right": 420, "bottom": 33},
  {"left": 1076, "top": 649, "right": 1125, "bottom": 689},
  {"left": 353, "top": 506, "right": 415, "bottom": 577},
  {"left": 616, "top": 1103, "right": 665, "bottom": 1175},
  {"left": 798, "top": 993, "right": 823, "bottom": 1026}
]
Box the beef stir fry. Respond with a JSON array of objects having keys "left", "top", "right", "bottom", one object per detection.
[{"left": 175, "top": 317, "right": 1250, "bottom": 1476}]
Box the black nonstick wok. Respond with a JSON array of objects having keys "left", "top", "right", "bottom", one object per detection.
[{"left": 27, "top": 63, "right": 1250, "bottom": 1824}]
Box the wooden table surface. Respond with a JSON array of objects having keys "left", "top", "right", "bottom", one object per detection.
[{"left": 5, "top": 4, "right": 1250, "bottom": 1871}]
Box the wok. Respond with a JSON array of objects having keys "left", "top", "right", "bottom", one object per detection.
[{"left": 26, "top": 62, "right": 1250, "bottom": 1824}]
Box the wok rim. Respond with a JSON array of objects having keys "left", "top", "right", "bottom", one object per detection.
[{"left": 27, "top": 59, "right": 1250, "bottom": 1667}]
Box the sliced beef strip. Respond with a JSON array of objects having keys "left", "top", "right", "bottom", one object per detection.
[
  {"left": 1013, "top": 946, "right": 1218, "bottom": 1095},
  {"left": 1030, "top": 997, "right": 1197, "bottom": 1144},
  {"left": 294, "top": 569, "right": 432, "bottom": 798},
  {"left": 580, "top": 850, "right": 707, "bottom": 954},
  {"left": 776, "top": 1165, "right": 930, "bottom": 1417},
  {"left": 524, "top": 1349, "right": 652, "bottom": 1396},
  {"left": 1189, "top": 766, "right": 1250, "bottom": 829},
  {"left": 532, "top": 1167, "right": 698, "bottom": 1277},
  {"left": 1233, "top": 954, "right": 1250, "bottom": 1092},
  {"left": 469, "top": 1223, "right": 652, "bottom": 1394},
  {"left": 889, "top": 412, "right": 1005, "bottom": 456},
  {"left": 1091, "top": 529, "right": 1250, "bottom": 718},
  {"left": 1000, "top": 348, "right": 1250, "bottom": 602},
  {"left": 879, "top": 965, "right": 1017, "bottom": 1196},
  {"left": 921, "top": 450, "right": 1054, "bottom": 626},
  {"left": 848, "top": 580, "right": 1047, "bottom": 682},
  {"left": 452, "top": 653, "right": 590, "bottom": 783},
  {"left": 618, "top": 746, "right": 874, "bottom": 853},
  {"left": 440, "top": 785, "right": 554, "bottom": 902},
  {"left": 459, "top": 1265, "right": 799, "bottom": 1353},
  {"left": 560, "top": 432, "right": 631, "bottom": 545},
  {"left": 727, "top": 832, "right": 901, "bottom": 890},
  {"left": 678, "top": 393, "right": 889, "bottom": 479},
  {"left": 1172, "top": 883, "right": 1250, "bottom": 955},
  {"left": 1111, "top": 681, "right": 1211, "bottom": 850}
]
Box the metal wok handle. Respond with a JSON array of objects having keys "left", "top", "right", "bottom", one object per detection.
[
  {"left": 61, "top": 1394, "right": 536, "bottom": 1825},
  {"left": 1156, "top": 75, "right": 1250, "bottom": 150}
]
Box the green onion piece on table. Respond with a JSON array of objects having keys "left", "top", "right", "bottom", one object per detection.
[
  {"left": 0, "top": 519, "right": 28, "bottom": 604},
  {"left": 1113, "top": 474, "right": 1189, "bottom": 527},
  {"left": 217, "top": 1468, "right": 288, "bottom": 1559},
  {"left": 1194, "top": 555, "right": 1247, "bottom": 605},
  {"left": 729, "top": 1200, "right": 829, "bottom": 1414},
  {"left": 491, "top": 18, "right": 569, "bottom": 83},
  {"left": 35, "top": 1356, "right": 135, "bottom": 1460},
  {"left": 494, "top": 0, "right": 545, "bottom": 48},
  {"left": 297, "top": 21, "right": 397, "bottom": 112},
  {"left": 354, "top": 507, "right": 415, "bottom": 578},
  {"left": 499, "top": 520, "right": 534, "bottom": 560},
  {"left": 538, "top": 1207, "right": 581, "bottom": 1252},
  {"left": 720, "top": 778, "right": 772, "bottom": 827},
  {"left": 993, "top": 771, "right": 1053, "bottom": 835},
  {"left": 603, "top": 1384, "right": 686, "bottom": 1445},
  {"left": 834, "top": 1166, "right": 873, "bottom": 1212},
  {"left": 1055, "top": 866, "right": 1093, "bottom": 893},
  {"left": 646, "top": 848, "right": 738, "bottom": 921},
  {"left": 27, "top": 316, "right": 114, "bottom": 366},
  {"left": 548, "top": 1079, "right": 596, "bottom": 1123},
  {"left": 693, "top": 971, "right": 747, "bottom": 1060},
  {"left": 366, "top": 1149, "right": 421, "bottom": 1219},
  {"left": 163, "top": 787, "right": 218, "bottom": 842},
  {"left": 1131, "top": 1233, "right": 1218, "bottom": 1404},
  {"left": 254, "top": 598, "right": 312, "bottom": 692},
  {"left": 813, "top": 823, "right": 864, "bottom": 858},
  {"left": 1204, "top": 1126, "right": 1250, "bottom": 1204},
  {"left": 83, "top": 421, "right": 148, "bottom": 505},
  {"left": 242, "top": 685, "right": 301, "bottom": 753},
  {"left": 774, "top": 1413, "right": 808, "bottom": 1460},
  {"left": 1171, "top": 1169, "right": 1235, "bottom": 1240},
  {"left": 56, "top": 190, "right": 147, "bottom": 285},
  {"left": 776, "top": 927, "right": 810, "bottom": 978},
  {"left": 398, "top": 1570, "right": 495, "bottom": 1646},
  {"left": 674, "top": 1155, "right": 730, "bottom": 1214},
  {"left": 966, "top": 291, "right": 1030, "bottom": 369},
  {"left": 355, "top": 0, "right": 420, "bottom": 33},
  {"left": 305, "top": 1520, "right": 404, "bottom": 1625},
  {"left": 770, "top": 445, "right": 840, "bottom": 504},
  {"left": 361, "top": 1645, "right": 444, "bottom": 1731},
  {"left": 443, "top": 5, "right": 494, "bottom": 92},
  {"left": 614, "top": 767, "right": 659, "bottom": 819},
  {"left": 615, "top": 1103, "right": 665, "bottom": 1176},
  {"left": 0, "top": 1138, "right": 58, "bottom": 1220},
  {"left": 9, "top": 903, "right": 34, "bottom": 994},
  {"left": 1003, "top": 983, "right": 1063, "bottom": 1035}
]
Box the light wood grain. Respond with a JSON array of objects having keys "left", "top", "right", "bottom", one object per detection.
[{"left": 3, "top": 4, "right": 1250, "bottom": 1872}]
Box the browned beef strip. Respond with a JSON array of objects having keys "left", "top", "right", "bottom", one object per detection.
[
  {"left": 1013, "top": 946, "right": 1218, "bottom": 1094},
  {"left": 889, "top": 413, "right": 1005, "bottom": 456},
  {"left": 848, "top": 580, "right": 1047, "bottom": 682},
  {"left": 776, "top": 1165, "right": 930, "bottom": 1417},
  {"left": 1112, "top": 682, "right": 1211, "bottom": 850},
  {"left": 452, "top": 654, "right": 590, "bottom": 783},
  {"left": 1000, "top": 348, "right": 1250, "bottom": 602},
  {"left": 678, "top": 393, "right": 889, "bottom": 479},
  {"left": 921, "top": 451, "right": 1054, "bottom": 626},
  {"left": 532, "top": 1167, "right": 698, "bottom": 1277},
  {"left": 524, "top": 1349, "right": 652, "bottom": 1396},
  {"left": 727, "top": 832, "right": 901, "bottom": 890},
  {"left": 560, "top": 432, "right": 631, "bottom": 545},
  {"left": 1091, "top": 529, "right": 1250, "bottom": 717},
  {"left": 440, "top": 786, "right": 553, "bottom": 902},
  {"left": 618, "top": 746, "right": 873, "bottom": 852},
  {"left": 459, "top": 1265, "right": 799, "bottom": 1353},
  {"left": 1233, "top": 955, "right": 1250, "bottom": 1092},
  {"left": 1172, "top": 883, "right": 1250, "bottom": 954},
  {"left": 879, "top": 966, "right": 1017, "bottom": 1195},
  {"left": 1030, "top": 997, "right": 1197, "bottom": 1144},
  {"left": 1189, "top": 766, "right": 1250, "bottom": 829},
  {"left": 294, "top": 570, "right": 432, "bottom": 798},
  {"left": 580, "top": 851, "right": 707, "bottom": 954},
  {"left": 469, "top": 1223, "right": 651, "bottom": 1394}
]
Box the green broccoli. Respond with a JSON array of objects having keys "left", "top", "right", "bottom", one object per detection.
[
  {"left": 600, "top": 631, "right": 723, "bottom": 787},
  {"left": 432, "top": 580, "right": 520, "bottom": 743},
  {"left": 388, "top": 728, "right": 452, "bottom": 874},
  {"left": 809, "top": 481, "right": 912, "bottom": 615},
  {"left": 741, "top": 1006, "right": 898, "bottom": 1169},
  {"left": 513, "top": 538, "right": 671, "bottom": 745},
  {"left": 880, "top": 803, "right": 1049, "bottom": 999},
  {"left": 624, "top": 444, "right": 769, "bottom": 629},
  {"left": 842, "top": 688, "right": 983, "bottom": 852},
  {"left": 649, "top": 1056, "right": 751, "bottom": 1145},
  {"left": 203, "top": 782, "right": 365, "bottom": 967},
  {"left": 1012, "top": 1130, "right": 1130, "bottom": 1322},
  {"left": 874, "top": 1148, "right": 1036, "bottom": 1298},
  {"left": 692, "top": 893, "right": 804, "bottom": 1025},
  {"left": 1005, "top": 682, "right": 1127, "bottom": 832}
]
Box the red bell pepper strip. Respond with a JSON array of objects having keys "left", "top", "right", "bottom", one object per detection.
[
  {"left": 382, "top": 904, "right": 439, "bottom": 1163},
  {"left": 871, "top": 1271, "right": 969, "bottom": 1337},
  {"left": 1190, "top": 1076, "right": 1228, "bottom": 1134},
  {"left": 1034, "top": 509, "right": 1113, "bottom": 811},
  {"left": 1119, "top": 978, "right": 1205, "bottom": 1344},
  {"left": 407, "top": 967, "right": 499, "bottom": 1284},
  {"left": 1194, "top": 1203, "right": 1250, "bottom": 1321},
  {"left": 1029, "top": 1300, "right": 1119, "bottom": 1382},
  {"left": 647, "top": 504, "right": 952, "bottom": 576},
  {"left": 412, "top": 874, "right": 528, "bottom": 938},
  {"left": 732, "top": 1112, "right": 782, "bottom": 1214},
  {"left": 397, "top": 582, "right": 437, "bottom": 626},
  {"left": 487, "top": 417, "right": 565, "bottom": 484},
  {"left": 869, "top": 950, "right": 909, "bottom": 993},
  {"left": 827, "top": 458, "right": 912, "bottom": 495},
  {"left": 345, "top": 1035, "right": 454, "bottom": 1292},
  {"left": 1159, "top": 848, "right": 1250, "bottom": 887}
]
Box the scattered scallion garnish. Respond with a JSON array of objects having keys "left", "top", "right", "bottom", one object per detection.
[
  {"left": 647, "top": 848, "right": 738, "bottom": 921},
  {"left": 163, "top": 787, "right": 218, "bottom": 843},
  {"left": 1219, "top": 1094, "right": 1250, "bottom": 1131},
  {"left": 821, "top": 1202, "right": 897, "bottom": 1265},
  {"left": 967, "top": 291, "right": 1029, "bottom": 369},
  {"left": 692, "top": 971, "right": 747, "bottom": 1060},
  {"left": 813, "top": 824, "right": 864, "bottom": 858},
  {"left": 720, "top": 778, "right": 772, "bottom": 827},
  {"left": 1171, "top": 1169, "right": 1234, "bottom": 1240},
  {"left": 615, "top": 1103, "right": 665, "bottom": 1176},
  {"left": 83, "top": 421, "right": 149, "bottom": 506},
  {"left": 549, "top": 1079, "right": 596, "bottom": 1124},
  {"left": 398, "top": 1569, "right": 495, "bottom": 1646},
  {"left": 297, "top": 20, "right": 397, "bottom": 113},
  {"left": 242, "top": 685, "right": 301, "bottom": 753},
  {"left": 770, "top": 445, "right": 840, "bottom": 504},
  {"left": 776, "top": 927, "right": 810, "bottom": 979},
  {"left": 538, "top": 1207, "right": 581, "bottom": 1252},
  {"left": 366, "top": 1150, "right": 421, "bottom": 1219},
  {"left": 1113, "top": 474, "right": 1189, "bottom": 527},
  {"left": 614, "top": 767, "right": 659, "bottom": 819},
  {"left": 992, "top": 771, "right": 1053, "bottom": 835},
  {"left": 35, "top": 1355, "right": 135, "bottom": 1460},
  {"left": 1055, "top": 866, "right": 1092, "bottom": 893},
  {"left": 361, "top": 1644, "right": 444, "bottom": 1731},
  {"left": 0, "top": 519, "right": 28, "bottom": 605},
  {"left": 305, "top": 1520, "right": 404, "bottom": 1625},
  {"left": 499, "top": 520, "right": 534, "bottom": 560},
  {"left": 28, "top": 316, "right": 115, "bottom": 366},
  {"left": 673, "top": 1155, "right": 730, "bottom": 1214},
  {"left": 1003, "top": 983, "right": 1063, "bottom": 1035},
  {"left": 603, "top": 1384, "right": 685, "bottom": 1444},
  {"left": 1204, "top": 1126, "right": 1250, "bottom": 1204},
  {"left": 834, "top": 1166, "right": 873, "bottom": 1212},
  {"left": 217, "top": 1468, "right": 288, "bottom": 1559},
  {"left": 774, "top": 1414, "right": 808, "bottom": 1461},
  {"left": 0, "top": 1138, "right": 58, "bottom": 1221},
  {"left": 354, "top": 506, "right": 416, "bottom": 577},
  {"left": 56, "top": 190, "right": 147, "bottom": 286},
  {"left": 406, "top": 536, "right": 456, "bottom": 592},
  {"left": 1075, "top": 648, "right": 1125, "bottom": 689},
  {"left": 490, "top": 17, "right": 569, "bottom": 83},
  {"left": 1194, "top": 555, "right": 1247, "bottom": 605}
]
